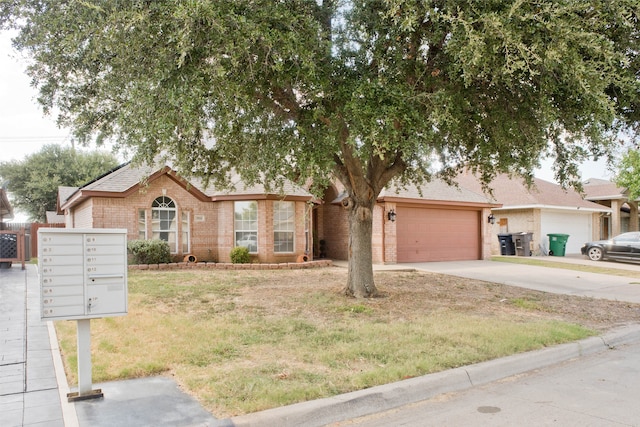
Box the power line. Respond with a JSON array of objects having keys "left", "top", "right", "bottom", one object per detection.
[{"left": 0, "top": 136, "right": 69, "bottom": 140}]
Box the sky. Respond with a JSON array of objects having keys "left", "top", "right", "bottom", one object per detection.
[
  {"left": 0, "top": 29, "right": 614, "bottom": 221},
  {"left": 0, "top": 31, "right": 73, "bottom": 162}
]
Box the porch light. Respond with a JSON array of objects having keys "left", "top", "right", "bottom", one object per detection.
[
  {"left": 387, "top": 209, "right": 397, "bottom": 222},
  {"left": 488, "top": 213, "right": 495, "bottom": 224}
]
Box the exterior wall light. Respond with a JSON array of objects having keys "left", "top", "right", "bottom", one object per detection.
[
  {"left": 387, "top": 209, "right": 397, "bottom": 222},
  {"left": 488, "top": 213, "right": 495, "bottom": 224}
]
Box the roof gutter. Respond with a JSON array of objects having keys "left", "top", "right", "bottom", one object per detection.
[{"left": 492, "top": 204, "right": 611, "bottom": 213}]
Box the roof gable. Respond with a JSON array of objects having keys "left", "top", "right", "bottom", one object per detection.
[{"left": 59, "top": 162, "right": 314, "bottom": 210}]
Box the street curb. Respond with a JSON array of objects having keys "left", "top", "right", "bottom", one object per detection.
[{"left": 226, "top": 324, "right": 640, "bottom": 427}]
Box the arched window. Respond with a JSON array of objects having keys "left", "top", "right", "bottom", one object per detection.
[{"left": 152, "top": 196, "right": 177, "bottom": 252}]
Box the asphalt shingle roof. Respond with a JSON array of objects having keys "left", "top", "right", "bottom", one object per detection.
[
  {"left": 455, "top": 172, "right": 609, "bottom": 211},
  {"left": 380, "top": 179, "right": 494, "bottom": 205},
  {"left": 60, "top": 162, "right": 313, "bottom": 208},
  {"left": 582, "top": 178, "right": 627, "bottom": 200}
]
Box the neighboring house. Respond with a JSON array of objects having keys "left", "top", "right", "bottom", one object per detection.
[
  {"left": 45, "top": 211, "right": 65, "bottom": 224},
  {"left": 0, "top": 186, "right": 13, "bottom": 225},
  {"left": 58, "top": 162, "right": 314, "bottom": 264},
  {"left": 456, "top": 173, "right": 611, "bottom": 255},
  {"left": 582, "top": 178, "right": 639, "bottom": 239},
  {"left": 316, "top": 179, "right": 500, "bottom": 263},
  {"left": 58, "top": 162, "right": 501, "bottom": 264}
]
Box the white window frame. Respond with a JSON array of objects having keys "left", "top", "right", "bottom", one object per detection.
[
  {"left": 151, "top": 196, "right": 178, "bottom": 253},
  {"left": 181, "top": 211, "right": 190, "bottom": 254},
  {"left": 235, "top": 201, "right": 258, "bottom": 253},
  {"left": 273, "top": 201, "right": 295, "bottom": 253},
  {"left": 138, "top": 208, "right": 147, "bottom": 240}
]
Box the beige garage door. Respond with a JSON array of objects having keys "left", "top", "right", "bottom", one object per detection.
[{"left": 396, "top": 207, "right": 480, "bottom": 262}]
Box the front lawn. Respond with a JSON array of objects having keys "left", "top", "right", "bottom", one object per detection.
[{"left": 55, "top": 268, "right": 640, "bottom": 417}]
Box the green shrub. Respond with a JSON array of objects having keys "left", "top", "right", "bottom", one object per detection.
[
  {"left": 128, "top": 239, "right": 171, "bottom": 264},
  {"left": 230, "top": 246, "right": 251, "bottom": 264}
]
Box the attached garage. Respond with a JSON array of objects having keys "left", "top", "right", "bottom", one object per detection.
[
  {"left": 323, "top": 178, "right": 497, "bottom": 264},
  {"left": 396, "top": 206, "right": 481, "bottom": 262}
]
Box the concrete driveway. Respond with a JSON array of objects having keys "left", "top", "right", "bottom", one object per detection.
[{"left": 403, "top": 256, "right": 640, "bottom": 303}]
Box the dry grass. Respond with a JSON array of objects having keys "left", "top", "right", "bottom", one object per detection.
[{"left": 55, "top": 267, "right": 640, "bottom": 417}]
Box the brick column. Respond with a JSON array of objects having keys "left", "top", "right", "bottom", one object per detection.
[
  {"left": 629, "top": 200, "right": 639, "bottom": 231},
  {"left": 611, "top": 199, "right": 622, "bottom": 236}
]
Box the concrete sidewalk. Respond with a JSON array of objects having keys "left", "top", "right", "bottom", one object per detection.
[
  {"left": 0, "top": 264, "right": 66, "bottom": 427},
  {"left": 0, "top": 263, "right": 222, "bottom": 427}
]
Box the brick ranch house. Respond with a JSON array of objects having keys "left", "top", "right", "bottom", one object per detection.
[{"left": 58, "top": 162, "right": 499, "bottom": 264}]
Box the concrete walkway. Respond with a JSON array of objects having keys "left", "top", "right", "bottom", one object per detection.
[
  {"left": 405, "top": 255, "right": 640, "bottom": 303},
  {"left": 0, "top": 264, "right": 66, "bottom": 427},
  {"left": 0, "top": 263, "right": 221, "bottom": 427}
]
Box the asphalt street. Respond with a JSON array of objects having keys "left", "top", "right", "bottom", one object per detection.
[
  {"left": 332, "top": 336, "right": 640, "bottom": 427},
  {"left": 331, "top": 342, "right": 640, "bottom": 427}
]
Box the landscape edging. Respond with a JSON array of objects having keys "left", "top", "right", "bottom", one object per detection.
[{"left": 128, "top": 259, "right": 333, "bottom": 271}]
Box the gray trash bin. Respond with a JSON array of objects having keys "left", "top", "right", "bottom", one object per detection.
[{"left": 513, "top": 232, "right": 533, "bottom": 257}]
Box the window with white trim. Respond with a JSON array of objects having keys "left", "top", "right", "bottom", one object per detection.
[
  {"left": 273, "top": 201, "right": 294, "bottom": 253},
  {"left": 152, "top": 196, "right": 177, "bottom": 252},
  {"left": 138, "top": 209, "right": 147, "bottom": 240},
  {"left": 235, "top": 201, "right": 258, "bottom": 253},
  {"left": 181, "top": 211, "right": 190, "bottom": 253}
]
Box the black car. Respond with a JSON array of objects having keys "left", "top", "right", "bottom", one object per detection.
[{"left": 581, "top": 232, "right": 640, "bottom": 262}]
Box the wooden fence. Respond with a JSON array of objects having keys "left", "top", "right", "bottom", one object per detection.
[
  {"left": 0, "top": 229, "right": 26, "bottom": 269},
  {"left": 0, "top": 222, "right": 65, "bottom": 258}
]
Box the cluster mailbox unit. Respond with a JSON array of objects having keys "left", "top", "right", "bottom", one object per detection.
[{"left": 39, "top": 228, "right": 128, "bottom": 400}]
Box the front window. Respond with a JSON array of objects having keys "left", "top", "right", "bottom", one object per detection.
[
  {"left": 274, "top": 201, "right": 294, "bottom": 253},
  {"left": 235, "top": 201, "right": 258, "bottom": 253},
  {"left": 614, "top": 232, "right": 640, "bottom": 243},
  {"left": 138, "top": 209, "right": 147, "bottom": 240},
  {"left": 152, "top": 196, "right": 177, "bottom": 252},
  {"left": 304, "top": 204, "right": 311, "bottom": 254},
  {"left": 181, "top": 211, "right": 190, "bottom": 253}
]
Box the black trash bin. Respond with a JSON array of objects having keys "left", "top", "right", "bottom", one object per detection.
[
  {"left": 497, "top": 233, "right": 516, "bottom": 256},
  {"left": 513, "top": 232, "right": 533, "bottom": 256}
]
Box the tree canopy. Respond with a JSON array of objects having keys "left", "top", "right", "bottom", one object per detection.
[
  {"left": 0, "top": 144, "right": 119, "bottom": 222},
  {"left": 2, "top": 1, "right": 639, "bottom": 296},
  {"left": 615, "top": 147, "right": 640, "bottom": 200}
]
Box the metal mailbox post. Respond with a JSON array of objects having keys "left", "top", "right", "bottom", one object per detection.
[{"left": 39, "top": 228, "right": 128, "bottom": 401}]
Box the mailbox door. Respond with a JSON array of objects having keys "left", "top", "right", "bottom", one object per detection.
[
  {"left": 84, "top": 233, "right": 128, "bottom": 317},
  {"left": 40, "top": 233, "right": 86, "bottom": 319}
]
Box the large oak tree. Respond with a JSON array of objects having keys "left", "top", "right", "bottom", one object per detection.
[{"left": 2, "top": 1, "right": 639, "bottom": 296}]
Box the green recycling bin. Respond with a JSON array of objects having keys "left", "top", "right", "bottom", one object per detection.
[{"left": 547, "top": 233, "right": 569, "bottom": 256}]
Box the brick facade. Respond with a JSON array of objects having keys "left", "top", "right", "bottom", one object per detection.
[
  {"left": 61, "top": 165, "right": 498, "bottom": 265},
  {"left": 65, "top": 174, "right": 312, "bottom": 264},
  {"left": 317, "top": 184, "right": 349, "bottom": 261}
]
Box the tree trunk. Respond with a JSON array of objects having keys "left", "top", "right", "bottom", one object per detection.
[{"left": 345, "top": 199, "right": 378, "bottom": 298}]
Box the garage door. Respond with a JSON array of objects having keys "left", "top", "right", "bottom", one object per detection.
[
  {"left": 396, "top": 207, "right": 480, "bottom": 262},
  {"left": 541, "top": 210, "right": 592, "bottom": 255}
]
